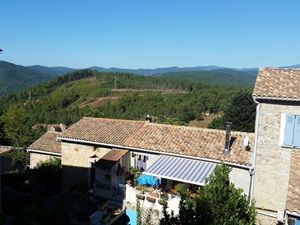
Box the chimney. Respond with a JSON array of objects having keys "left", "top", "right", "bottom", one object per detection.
[
  {"left": 145, "top": 114, "right": 152, "bottom": 122},
  {"left": 224, "top": 122, "right": 232, "bottom": 154}
]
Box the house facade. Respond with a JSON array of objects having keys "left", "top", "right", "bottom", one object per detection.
[
  {"left": 253, "top": 68, "right": 300, "bottom": 225},
  {"left": 28, "top": 117, "right": 255, "bottom": 199}
]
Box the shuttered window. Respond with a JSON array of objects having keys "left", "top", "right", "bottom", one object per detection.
[{"left": 283, "top": 114, "right": 300, "bottom": 147}]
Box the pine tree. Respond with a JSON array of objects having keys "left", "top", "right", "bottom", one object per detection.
[{"left": 208, "top": 90, "right": 256, "bottom": 132}]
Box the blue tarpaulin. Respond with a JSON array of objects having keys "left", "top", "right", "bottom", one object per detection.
[{"left": 137, "top": 174, "right": 160, "bottom": 186}]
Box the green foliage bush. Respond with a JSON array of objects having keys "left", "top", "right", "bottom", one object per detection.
[{"left": 160, "top": 163, "right": 256, "bottom": 225}]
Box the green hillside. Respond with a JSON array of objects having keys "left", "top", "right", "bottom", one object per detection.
[
  {"left": 159, "top": 69, "right": 257, "bottom": 86},
  {"left": 30, "top": 65, "right": 76, "bottom": 76},
  {"left": 0, "top": 69, "right": 253, "bottom": 147},
  {"left": 0, "top": 61, "right": 56, "bottom": 96}
]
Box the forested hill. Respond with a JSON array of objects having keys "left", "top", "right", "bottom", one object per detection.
[
  {"left": 0, "top": 69, "right": 253, "bottom": 147},
  {"left": 159, "top": 69, "right": 258, "bottom": 86},
  {"left": 0, "top": 61, "right": 56, "bottom": 96},
  {"left": 0, "top": 60, "right": 257, "bottom": 97},
  {"left": 30, "top": 65, "right": 76, "bottom": 76}
]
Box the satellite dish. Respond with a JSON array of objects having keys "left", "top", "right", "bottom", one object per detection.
[{"left": 243, "top": 136, "right": 249, "bottom": 146}]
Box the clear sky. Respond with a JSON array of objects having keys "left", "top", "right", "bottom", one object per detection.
[{"left": 1, "top": 1, "right": 300, "bottom": 69}]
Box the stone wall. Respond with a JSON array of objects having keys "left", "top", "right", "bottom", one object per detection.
[
  {"left": 253, "top": 103, "right": 300, "bottom": 224},
  {"left": 29, "top": 152, "right": 60, "bottom": 168},
  {"left": 61, "top": 142, "right": 111, "bottom": 191}
]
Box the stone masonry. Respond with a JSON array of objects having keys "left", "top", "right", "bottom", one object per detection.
[
  {"left": 61, "top": 142, "right": 111, "bottom": 191},
  {"left": 253, "top": 103, "right": 300, "bottom": 224},
  {"left": 30, "top": 152, "right": 60, "bottom": 168}
]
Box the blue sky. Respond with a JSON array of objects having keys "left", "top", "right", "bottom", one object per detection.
[{"left": 1, "top": 1, "right": 300, "bottom": 69}]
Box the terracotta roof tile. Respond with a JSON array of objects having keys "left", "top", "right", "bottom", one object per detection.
[
  {"left": 60, "top": 117, "right": 144, "bottom": 145},
  {"left": 253, "top": 68, "right": 300, "bottom": 100},
  {"left": 32, "top": 117, "right": 254, "bottom": 165},
  {"left": 125, "top": 122, "right": 254, "bottom": 165},
  {"left": 28, "top": 131, "right": 61, "bottom": 154},
  {"left": 286, "top": 150, "right": 300, "bottom": 214},
  {"left": 96, "top": 148, "right": 129, "bottom": 168}
]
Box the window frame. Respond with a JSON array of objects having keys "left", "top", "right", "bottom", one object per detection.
[{"left": 280, "top": 113, "right": 300, "bottom": 147}]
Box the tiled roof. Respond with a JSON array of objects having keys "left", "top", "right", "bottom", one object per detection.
[
  {"left": 28, "top": 131, "right": 62, "bottom": 154},
  {"left": 96, "top": 148, "right": 129, "bottom": 168},
  {"left": 125, "top": 122, "right": 254, "bottom": 165},
  {"left": 60, "top": 117, "right": 144, "bottom": 146},
  {"left": 58, "top": 117, "right": 254, "bottom": 165},
  {"left": 0, "top": 145, "right": 13, "bottom": 154},
  {"left": 286, "top": 150, "right": 300, "bottom": 214},
  {"left": 253, "top": 68, "right": 300, "bottom": 100}
]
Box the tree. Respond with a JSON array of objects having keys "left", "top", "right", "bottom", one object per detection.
[
  {"left": 0, "top": 105, "right": 32, "bottom": 147},
  {"left": 160, "top": 163, "right": 256, "bottom": 225},
  {"left": 208, "top": 90, "right": 256, "bottom": 132}
]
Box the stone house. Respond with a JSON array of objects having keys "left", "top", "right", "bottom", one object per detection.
[
  {"left": 252, "top": 67, "right": 300, "bottom": 225},
  {"left": 28, "top": 117, "right": 255, "bottom": 201}
]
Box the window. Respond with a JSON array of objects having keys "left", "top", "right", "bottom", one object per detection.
[{"left": 281, "top": 114, "right": 300, "bottom": 147}]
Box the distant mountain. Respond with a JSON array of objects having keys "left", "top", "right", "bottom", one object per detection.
[
  {"left": 280, "top": 64, "right": 300, "bottom": 69},
  {"left": 0, "top": 61, "right": 56, "bottom": 96},
  {"left": 159, "top": 69, "right": 258, "bottom": 86},
  {"left": 30, "top": 65, "right": 76, "bottom": 76},
  {"left": 1, "top": 60, "right": 299, "bottom": 97},
  {"left": 88, "top": 65, "right": 257, "bottom": 76}
]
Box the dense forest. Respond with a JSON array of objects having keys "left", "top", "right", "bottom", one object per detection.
[
  {"left": 0, "top": 61, "right": 57, "bottom": 96},
  {"left": 0, "top": 69, "right": 255, "bottom": 147},
  {"left": 159, "top": 69, "right": 257, "bottom": 86}
]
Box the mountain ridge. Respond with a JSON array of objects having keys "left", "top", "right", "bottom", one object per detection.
[{"left": 1, "top": 60, "right": 299, "bottom": 96}]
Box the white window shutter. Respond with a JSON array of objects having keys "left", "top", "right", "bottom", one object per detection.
[
  {"left": 284, "top": 114, "right": 295, "bottom": 146},
  {"left": 293, "top": 116, "right": 300, "bottom": 146}
]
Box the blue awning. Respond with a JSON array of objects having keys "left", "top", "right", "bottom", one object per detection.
[{"left": 143, "top": 155, "right": 216, "bottom": 186}]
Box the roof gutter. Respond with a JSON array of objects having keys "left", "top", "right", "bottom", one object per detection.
[
  {"left": 254, "top": 96, "right": 300, "bottom": 102},
  {"left": 27, "top": 148, "right": 62, "bottom": 157},
  {"left": 57, "top": 137, "right": 252, "bottom": 170},
  {"left": 286, "top": 210, "right": 300, "bottom": 218}
]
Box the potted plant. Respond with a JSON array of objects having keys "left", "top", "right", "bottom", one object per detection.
[
  {"left": 138, "top": 185, "right": 146, "bottom": 194},
  {"left": 150, "top": 192, "right": 159, "bottom": 198},
  {"left": 158, "top": 199, "right": 165, "bottom": 205},
  {"left": 160, "top": 193, "right": 169, "bottom": 201},
  {"left": 136, "top": 194, "right": 145, "bottom": 200},
  {"left": 175, "top": 183, "right": 186, "bottom": 196},
  {"left": 146, "top": 196, "right": 156, "bottom": 203},
  {"left": 130, "top": 167, "right": 140, "bottom": 187}
]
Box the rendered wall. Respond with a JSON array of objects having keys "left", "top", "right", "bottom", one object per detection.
[{"left": 230, "top": 167, "right": 251, "bottom": 196}]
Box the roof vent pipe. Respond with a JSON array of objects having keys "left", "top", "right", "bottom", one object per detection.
[
  {"left": 145, "top": 114, "right": 152, "bottom": 122},
  {"left": 224, "top": 122, "right": 232, "bottom": 154}
]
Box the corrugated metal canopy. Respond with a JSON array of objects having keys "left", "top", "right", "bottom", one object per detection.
[{"left": 143, "top": 155, "right": 216, "bottom": 186}]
